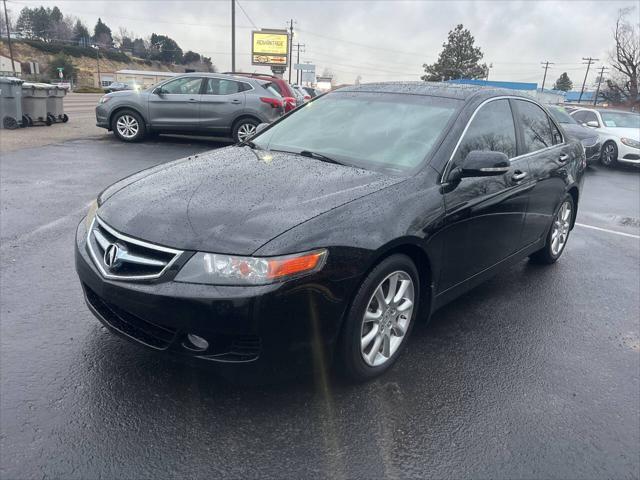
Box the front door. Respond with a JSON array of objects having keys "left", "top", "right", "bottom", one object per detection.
[
  {"left": 439, "top": 98, "right": 533, "bottom": 292},
  {"left": 148, "top": 76, "right": 204, "bottom": 130}
]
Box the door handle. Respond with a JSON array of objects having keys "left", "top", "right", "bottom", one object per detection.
[
  {"left": 559, "top": 154, "right": 569, "bottom": 163},
  {"left": 512, "top": 170, "right": 528, "bottom": 181},
  {"left": 230, "top": 99, "right": 242, "bottom": 104},
  {"left": 187, "top": 98, "right": 198, "bottom": 102}
]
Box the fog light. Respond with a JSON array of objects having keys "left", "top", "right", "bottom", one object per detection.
[{"left": 185, "top": 333, "right": 209, "bottom": 351}]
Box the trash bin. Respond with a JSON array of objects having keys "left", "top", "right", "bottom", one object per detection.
[
  {"left": 0, "top": 76, "right": 25, "bottom": 129},
  {"left": 46, "top": 84, "right": 68, "bottom": 123},
  {"left": 21, "top": 82, "right": 52, "bottom": 126}
]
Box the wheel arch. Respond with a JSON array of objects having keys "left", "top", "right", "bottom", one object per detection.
[
  {"left": 567, "top": 186, "right": 579, "bottom": 228},
  {"left": 231, "top": 114, "right": 263, "bottom": 131},
  {"left": 108, "top": 106, "right": 146, "bottom": 129}
]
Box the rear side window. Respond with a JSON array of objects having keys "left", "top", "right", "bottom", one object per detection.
[
  {"left": 268, "top": 82, "right": 284, "bottom": 96},
  {"left": 263, "top": 83, "right": 282, "bottom": 98},
  {"left": 514, "top": 100, "right": 554, "bottom": 153},
  {"left": 204, "top": 79, "right": 250, "bottom": 95},
  {"left": 453, "top": 99, "right": 517, "bottom": 168},
  {"left": 572, "top": 110, "right": 599, "bottom": 126}
]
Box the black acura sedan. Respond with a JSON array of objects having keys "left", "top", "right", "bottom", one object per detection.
[{"left": 76, "top": 83, "right": 585, "bottom": 381}]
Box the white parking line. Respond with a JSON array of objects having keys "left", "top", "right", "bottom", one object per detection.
[{"left": 575, "top": 222, "right": 640, "bottom": 239}]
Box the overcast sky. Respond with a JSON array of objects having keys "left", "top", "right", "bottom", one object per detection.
[{"left": 9, "top": 0, "right": 639, "bottom": 87}]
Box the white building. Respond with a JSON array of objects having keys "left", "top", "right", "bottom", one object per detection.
[{"left": 0, "top": 54, "right": 21, "bottom": 75}]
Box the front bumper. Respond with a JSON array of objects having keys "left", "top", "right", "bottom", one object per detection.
[
  {"left": 75, "top": 220, "right": 357, "bottom": 375},
  {"left": 617, "top": 142, "right": 640, "bottom": 164},
  {"left": 95, "top": 104, "right": 110, "bottom": 129}
]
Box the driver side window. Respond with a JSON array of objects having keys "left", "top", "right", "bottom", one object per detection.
[
  {"left": 160, "top": 77, "right": 203, "bottom": 95},
  {"left": 453, "top": 99, "right": 517, "bottom": 169}
]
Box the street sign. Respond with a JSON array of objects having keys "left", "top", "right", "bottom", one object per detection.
[{"left": 294, "top": 63, "right": 315, "bottom": 72}]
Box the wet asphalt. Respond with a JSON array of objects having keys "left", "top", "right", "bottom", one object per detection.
[{"left": 1, "top": 134, "right": 639, "bottom": 479}]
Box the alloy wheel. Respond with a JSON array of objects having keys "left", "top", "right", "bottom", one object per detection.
[
  {"left": 237, "top": 123, "right": 257, "bottom": 142},
  {"left": 551, "top": 200, "right": 572, "bottom": 256},
  {"left": 602, "top": 144, "right": 616, "bottom": 165},
  {"left": 116, "top": 115, "right": 139, "bottom": 139},
  {"left": 360, "top": 271, "right": 415, "bottom": 367}
]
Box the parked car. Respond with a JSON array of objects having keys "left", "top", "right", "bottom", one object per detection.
[
  {"left": 293, "top": 85, "right": 311, "bottom": 102},
  {"left": 547, "top": 105, "right": 601, "bottom": 164},
  {"left": 95, "top": 73, "right": 284, "bottom": 143},
  {"left": 570, "top": 107, "right": 640, "bottom": 167},
  {"left": 224, "top": 72, "right": 298, "bottom": 112},
  {"left": 77, "top": 83, "right": 585, "bottom": 382},
  {"left": 103, "top": 82, "right": 134, "bottom": 93},
  {"left": 303, "top": 86, "right": 319, "bottom": 98}
]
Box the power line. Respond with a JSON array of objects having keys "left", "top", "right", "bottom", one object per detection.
[{"left": 235, "top": 0, "right": 257, "bottom": 30}]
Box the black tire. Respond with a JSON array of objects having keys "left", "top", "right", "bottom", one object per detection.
[
  {"left": 111, "top": 109, "right": 146, "bottom": 142},
  {"left": 600, "top": 141, "right": 618, "bottom": 167},
  {"left": 45, "top": 116, "right": 52, "bottom": 126},
  {"left": 337, "top": 254, "right": 420, "bottom": 382},
  {"left": 232, "top": 117, "right": 260, "bottom": 143},
  {"left": 3, "top": 116, "right": 18, "bottom": 129},
  {"left": 530, "top": 193, "right": 575, "bottom": 265},
  {"left": 62, "top": 114, "right": 69, "bottom": 123},
  {"left": 47, "top": 114, "right": 56, "bottom": 124}
]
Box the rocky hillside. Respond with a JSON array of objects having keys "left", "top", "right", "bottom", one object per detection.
[{"left": 0, "top": 40, "right": 193, "bottom": 86}]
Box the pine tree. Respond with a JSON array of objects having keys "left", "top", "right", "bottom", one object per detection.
[
  {"left": 553, "top": 72, "right": 573, "bottom": 91},
  {"left": 422, "top": 24, "right": 488, "bottom": 81}
]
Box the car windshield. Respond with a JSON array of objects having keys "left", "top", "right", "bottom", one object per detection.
[
  {"left": 252, "top": 92, "right": 461, "bottom": 173},
  {"left": 600, "top": 111, "right": 640, "bottom": 128},
  {"left": 549, "top": 106, "right": 577, "bottom": 124}
]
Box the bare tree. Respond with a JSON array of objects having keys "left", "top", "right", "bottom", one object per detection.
[
  {"left": 606, "top": 8, "right": 639, "bottom": 105},
  {"left": 0, "top": 7, "right": 14, "bottom": 37}
]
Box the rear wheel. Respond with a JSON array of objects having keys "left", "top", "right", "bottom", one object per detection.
[
  {"left": 338, "top": 254, "right": 419, "bottom": 382},
  {"left": 232, "top": 118, "right": 259, "bottom": 143},
  {"left": 530, "top": 194, "right": 575, "bottom": 264},
  {"left": 600, "top": 141, "right": 618, "bottom": 167},
  {"left": 111, "top": 109, "right": 145, "bottom": 142}
]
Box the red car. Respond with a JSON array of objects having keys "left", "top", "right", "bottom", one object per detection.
[{"left": 224, "top": 72, "right": 298, "bottom": 113}]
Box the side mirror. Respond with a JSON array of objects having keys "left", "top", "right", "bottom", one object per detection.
[
  {"left": 450, "top": 150, "right": 510, "bottom": 180},
  {"left": 255, "top": 123, "right": 269, "bottom": 134},
  {"left": 585, "top": 120, "right": 599, "bottom": 128},
  {"left": 152, "top": 87, "right": 164, "bottom": 96}
]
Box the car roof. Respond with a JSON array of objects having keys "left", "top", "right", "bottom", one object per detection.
[{"left": 337, "top": 81, "right": 533, "bottom": 102}]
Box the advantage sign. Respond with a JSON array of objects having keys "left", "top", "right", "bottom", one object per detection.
[{"left": 252, "top": 30, "right": 289, "bottom": 66}]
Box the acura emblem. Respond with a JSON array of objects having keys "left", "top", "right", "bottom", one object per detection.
[{"left": 104, "top": 243, "right": 124, "bottom": 270}]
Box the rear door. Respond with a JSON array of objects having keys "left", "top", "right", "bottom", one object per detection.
[
  {"left": 199, "top": 78, "right": 248, "bottom": 131},
  {"left": 512, "top": 99, "right": 571, "bottom": 244},
  {"left": 439, "top": 98, "right": 533, "bottom": 292},
  {"left": 147, "top": 76, "right": 203, "bottom": 129}
]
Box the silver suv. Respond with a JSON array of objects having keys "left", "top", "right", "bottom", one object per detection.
[{"left": 95, "top": 73, "right": 284, "bottom": 143}]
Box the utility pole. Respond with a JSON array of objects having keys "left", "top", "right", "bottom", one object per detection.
[
  {"left": 540, "top": 61, "right": 554, "bottom": 92},
  {"left": 593, "top": 65, "right": 608, "bottom": 106},
  {"left": 578, "top": 57, "right": 597, "bottom": 103},
  {"left": 288, "top": 19, "right": 294, "bottom": 84},
  {"left": 293, "top": 43, "right": 305, "bottom": 84},
  {"left": 231, "top": 0, "right": 236, "bottom": 72},
  {"left": 3, "top": 0, "right": 16, "bottom": 74},
  {"left": 95, "top": 46, "right": 101, "bottom": 88}
]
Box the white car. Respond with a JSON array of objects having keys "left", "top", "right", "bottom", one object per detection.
[{"left": 570, "top": 108, "right": 640, "bottom": 167}]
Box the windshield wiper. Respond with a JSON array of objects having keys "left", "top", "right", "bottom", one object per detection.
[{"left": 298, "top": 150, "right": 345, "bottom": 165}]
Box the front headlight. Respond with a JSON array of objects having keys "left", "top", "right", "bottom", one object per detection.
[
  {"left": 175, "top": 249, "right": 327, "bottom": 285},
  {"left": 581, "top": 136, "right": 598, "bottom": 148},
  {"left": 85, "top": 199, "right": 98, "bottom": 230},
  {"left": 620, "top": 137, "right": 640, "bottom": 149},
  {"left": 99, "top": 96, "right": 111, "bottom": 104}
]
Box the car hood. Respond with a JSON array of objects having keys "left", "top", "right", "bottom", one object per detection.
[
  {"left": 560, "top": 123, "right": 599, "bottom": 141},
  {"left": 97, "top": 146, "right": 403, "bottom": 255},
  {"left": 599, "top": 126, "right": 640, "bottom": 140}
]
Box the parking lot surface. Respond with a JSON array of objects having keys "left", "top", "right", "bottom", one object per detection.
[{"left": 1, "top": 136, "right": 639, "bottom": 479}]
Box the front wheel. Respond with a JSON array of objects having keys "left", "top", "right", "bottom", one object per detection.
[
  {"left": 111, "top": 109, "right": 145, "bottom": 142},
  {"left": 600, "top": 141, "right": 618, "bottom": 167},
  {"left": 232, "top": 118, "right": 259, "bottom": 143},
  {"left": 337, "top": 254, "right": 420, "bottom": 382},
  {"left": 530, "top": 194, "right": 575, "bottom": 264}
]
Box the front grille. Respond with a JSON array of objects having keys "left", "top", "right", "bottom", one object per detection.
[
  {"left": 87, "top": 217, "right": 182, "bottom": 280},
  {"left": 84, "top": 285, "right": 178, "bottom": 349}
]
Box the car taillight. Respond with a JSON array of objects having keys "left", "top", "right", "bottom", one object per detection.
[
  {"left": 304, "top": 95, "right": 311, "bottom": 100},
  {"left": 283, "top": 97, "right": 296, "bottom": 112},
  {"left": 260, "top": 97, "right": 282, "bottom": 109}
]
